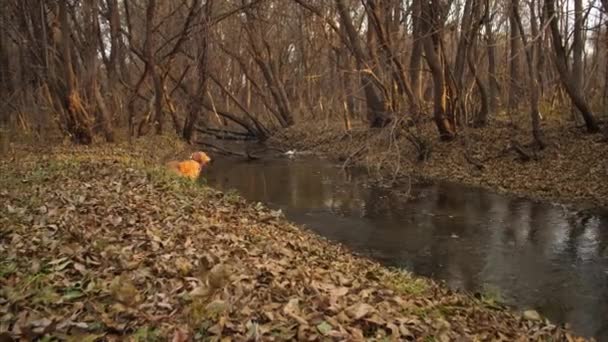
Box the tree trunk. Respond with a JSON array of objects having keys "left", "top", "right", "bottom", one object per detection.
[
  {"left": 453, "top": 0, "right": 474, "bottom": 94},
  {"left": 529, "top": 0, "right": 546, "bottom": 97},
  {"left": 365, "top": 0, "right": 417, "bottom": 113},
  {"left": 0, "top": 9, "right": 12, "bottom": 133},
  {"left": 335, "top": 0, "right": 390, "bottom": 128},
  {"left": 409, "top": 0, "right": 424, "bottom": 102},
  {"left": 58, "top": 0, "right": 93, "bottom": 144},
  {"left": 242, "top": 19, "right": 294, "bottom": 128},
  {"left": 106, "top": 0, "right": 120, "bottom": 86},
  {"left": 513, "top": 0, "right": 545, "bottom": 148},
  {"left": 106, "top": 0, "right": 126, "bottom": 127},
  {"left": 0, "top": 11, "right": 12, "bottom": 101},
  {"left": 335, "top": 46, "right": 355, "bottom": 127},
  {"left": 183, "top": 0, "right": 213, "bottom": 143},
  {"left": 605, "top": 23, "right": 608, "bottom": 108},
  {"left": 467, "top": 0, "right": 490, "bottom": 126},
  {"left": 485, "top": 17, "right": 499, "bottom": 113},
  {"left": 419, "top": 0, "right": 455, "bottom": 140},
  {"left": 508, "top": 0, "right": 522, "bottom": 121},
  {"left": 86, "top": 0, "right": 114, "bottom": 142},
  {"left": 571, "top": 0, "right": 584, "bottom": 120},
  {"left": 545, "top": 0, "right": 600, "bottom": 133},
  {"left": 143, "top": 0, "right": 164, "bottom": 135}
]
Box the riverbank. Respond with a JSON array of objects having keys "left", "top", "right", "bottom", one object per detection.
[
  {"left": 0, "top": 137, "right": 585, "bottom": 340},
  {"left": 270, "top": 120, "right": 608, "bottom": 210}
]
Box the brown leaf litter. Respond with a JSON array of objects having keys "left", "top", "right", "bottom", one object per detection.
[{"left": 0, "top": 138, "right": 589, "bottom": 341}]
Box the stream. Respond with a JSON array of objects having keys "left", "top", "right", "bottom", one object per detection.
[{"left": 204, "top": 155, "right": 608, "bottom": 340}]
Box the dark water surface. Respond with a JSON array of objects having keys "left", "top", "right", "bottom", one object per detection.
[{"left": 204, "top": 156, "right": 608, "bottom": 340}]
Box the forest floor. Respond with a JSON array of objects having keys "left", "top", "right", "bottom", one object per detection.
[
  {"left": 270, "top": 118, "right": 608, "bottom": 211},
  {"left": 0, "top": 136, "right": 586, "bottom": 341}
]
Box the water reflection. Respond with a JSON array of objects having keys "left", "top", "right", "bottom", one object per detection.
[{"left": 204, "top": 157, "right": 608, "bottom": 340}]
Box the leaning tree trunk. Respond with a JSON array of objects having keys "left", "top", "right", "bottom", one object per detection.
[
  {"left": 365, "top": 0, "right": 418, "bottom": 115},
  {"left": 545, "top": 0, "right": 600, "bottom": 133},
  {"left": 242, "top": 16, "right": 294, "bottom": 128},
  {"left": 335, "top": 0, "right": 391, "bottom": 128}
]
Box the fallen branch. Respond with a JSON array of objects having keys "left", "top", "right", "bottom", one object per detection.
[
  {"left": 196, "top": 127, "right": 257, "bottom": 141},
  {"left": 196, "top": 141, "right": 260, "bottom": 160},
  {"left": 341, "top": 144, "right": 368, "bottom": 169}
]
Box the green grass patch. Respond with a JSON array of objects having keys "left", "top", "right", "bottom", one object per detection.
[
  {"left": 0, "top": 261, "right": 18, "bottom": 278},
  {"left": 382, "top": 268, "right": 430, "bottom": 296}
]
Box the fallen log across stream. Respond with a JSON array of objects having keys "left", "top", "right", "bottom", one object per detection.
[
  {"left": 196, "top": 140, "right": 262, "bottom": 160},
  {"left": 195, "top": 127, "right": 257, "bottom": 141}
]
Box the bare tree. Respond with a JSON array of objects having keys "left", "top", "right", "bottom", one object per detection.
[{"left": 0, "top": 0, "right": 605, "bottom": 147}]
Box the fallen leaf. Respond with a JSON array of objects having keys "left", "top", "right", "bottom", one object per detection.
[
  {"left": 73, "top": 262, "right": 87, "bottom": 274},
  {"left": 345, "top": 303, "right": 375, "bottom": 320}
]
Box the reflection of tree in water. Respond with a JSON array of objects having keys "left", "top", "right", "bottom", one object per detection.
[
  {"left": 529, "top": 203, "right": 568, "bottom": 255},
  {"left": 364, "top": 187, "right": 398, "bottom": 218},
  {"left": 597, "top": 216, "right": 608, "bottom": 258},
  {"left": 561, "top": 214, "right": 608, "bottom": 339},
  {"left": 477, "top": 197, "right": 608, "bottom": 338}
]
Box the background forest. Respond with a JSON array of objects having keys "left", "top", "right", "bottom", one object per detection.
[{"left": 0, "top": 0, "right": 606, "bottom": 149}]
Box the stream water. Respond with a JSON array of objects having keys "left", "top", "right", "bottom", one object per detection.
[{"left": 204, "top": 155, "right": 608, "bottom": 340}]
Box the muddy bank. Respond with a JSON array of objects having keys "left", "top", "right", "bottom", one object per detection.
[
  {"left": 0, "top": 137, "right": 585, "bottom": 340},
  {"left": 270, "top": 121, "right": 608, "bottom": 210}
]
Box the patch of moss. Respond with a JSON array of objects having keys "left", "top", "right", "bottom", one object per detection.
[
  {"left": 480, "top": 284, "right": 505, "bottom": 306},
  {"left": 222, "top": 189, "right": 242, "bottom": 204},
  {"left": 0, "top": 261, "right": 17, "bottom": 277}
]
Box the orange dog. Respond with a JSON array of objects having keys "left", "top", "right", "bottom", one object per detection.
[{"left": 166, "top": 151, "right": 211, "bottom": 180}]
